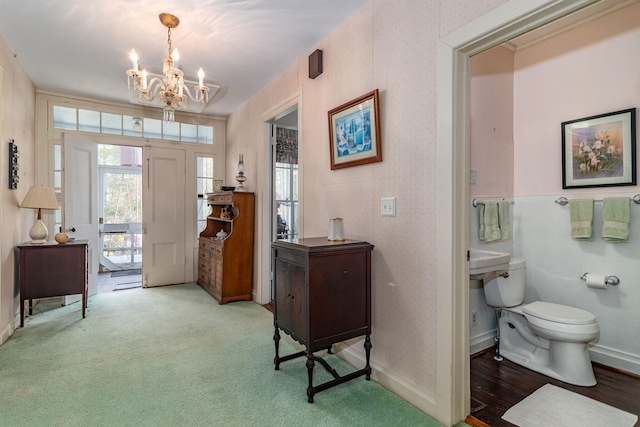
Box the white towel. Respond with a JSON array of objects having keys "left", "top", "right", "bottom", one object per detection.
[
  {"left": 498, "top": 200, "right": 511, "bottom": 240},
  {"left": 482, "top": 201, "right": 501, "bottom": 242}
]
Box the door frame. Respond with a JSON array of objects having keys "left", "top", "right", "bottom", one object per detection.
[
  {"left": 258, "top": 88, "right": 303, "bottom": 305},
  {"left": 436, "top": 0, "right": 602, "bottom": 423}
]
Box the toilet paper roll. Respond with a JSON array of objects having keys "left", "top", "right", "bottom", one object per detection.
[{"left": 585, "top": 273, "right": 607, "bottom": 289}]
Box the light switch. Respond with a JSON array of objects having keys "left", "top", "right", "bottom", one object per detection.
[{"left": 381, "top": 197, "right": 396, "bottom": 217}]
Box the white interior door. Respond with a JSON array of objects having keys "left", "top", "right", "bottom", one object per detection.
[
  {"left": 142, "top": 146, "right": 186, "bottom": 287},
  {"left": 63, "top": 133, "right": 99, "bottom": 297}
]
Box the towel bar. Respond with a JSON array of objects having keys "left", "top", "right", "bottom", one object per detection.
[
  {"left": 555, "top": 194, "right": 640, "bottom": 206},
  {"left": 471, "top": 199, "right": 514, "bottom": 208}
]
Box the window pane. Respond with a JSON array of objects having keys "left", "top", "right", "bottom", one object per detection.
[
  {"left": 196, "top": 156, "right": 214, "bottom": 238},
  {"left": 103, "top": 172, "right": 142, "bottom": 223},
  {"left": 53, "top": 106, "right": 77, "bottom": 130},
  {"left": 197, "top": 199, "right": 209, "bottom": 224},
  {"left": 102, "top": 113, "right": 122, "bottom": 135},
  {"left": 98, "top": 144, "right": 121, "bottom": 166},
  {"left": 78, "top": 109, "right": 101, "bottom": 133},
  {"left": 123, "top": 115, "right": 143, "bottom": 137},
  {"left": 196, "top": 157, "right": 214, "bottom": 196},
  {"left": 198, "top": 125, "right": 214, "bottom": 144},
  {"left": 163, "top": 121, "right": 180, "bottom": 141},
  {"left": 120, "top": 146, "right": 142, "bottom": 166},
  {"left": 292, "top": 165, "right": 299, "bottom": 199},
  {"left": 181, "top": 123, "right": 198, "bottom": 143},
  {"left": 54, "top": 144, "right": 61, "bottom": 170},
  {"left": 143, "top": 118, "right": 162, "bottom": 139}
]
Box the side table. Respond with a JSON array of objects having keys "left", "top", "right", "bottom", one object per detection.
[
  {"left": 271, "top": 237, "right": 374, "bottom": 402},
  {"left": 17, "top": 240, "right": 88, "bottom": 327}
]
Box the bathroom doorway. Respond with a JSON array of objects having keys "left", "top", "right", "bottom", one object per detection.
[{"left": 459, "top": 1, "right": 640, "bottom": 424}]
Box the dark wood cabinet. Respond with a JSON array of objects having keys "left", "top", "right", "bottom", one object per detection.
[
  {"left": 17, "top": 240, "right": 88, "bottom": 327},
  {"left": 271, "top": 237, "right": 374, "bottom": 402},
  {"left": 198, "top": 191, "right": 254, "bottom": 304}
]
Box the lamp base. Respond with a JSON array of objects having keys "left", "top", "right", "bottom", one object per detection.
[
  {"left": 235, "top": 174, "right": 247, "bottom": 192},
  {"left": 29, "top": 219, "right": 49, "bottom": 244}
]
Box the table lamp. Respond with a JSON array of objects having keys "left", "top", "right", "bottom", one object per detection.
[
  {"left": 21, "top": 186, "right": 60, "bottom": 243},
  {"left": 235, "top": 153, "right": 247, "bottom": 191}
]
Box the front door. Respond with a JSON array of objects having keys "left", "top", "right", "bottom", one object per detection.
[
  {"left": 142, "top": 146, "right": 187, "bottom": 287},
  {"left": 63, "top": 133, "right": 99, "bottom": 297}
]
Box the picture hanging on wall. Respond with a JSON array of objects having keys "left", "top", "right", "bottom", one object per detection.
[
  {"left": 328, "top": 89, "right": 381, "bottom": 170},
  {"left": 561, "top": 108, "right": 636, "bottom": 189}
]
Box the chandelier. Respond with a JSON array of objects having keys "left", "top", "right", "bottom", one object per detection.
[{"left": 126, "top": 13, "right": 209, "bottom": 122}]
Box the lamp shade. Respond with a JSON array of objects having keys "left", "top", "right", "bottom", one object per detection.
[
  {"left": 21, "top": 186, "right": 59, "bottom": 243},
  {"left": 21, "top": 186, "right": 59, "bottom": 210}
]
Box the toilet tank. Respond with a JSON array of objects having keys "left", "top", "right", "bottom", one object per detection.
[{"left": 483, "top": 258, "right": 525, "bottom": 307}]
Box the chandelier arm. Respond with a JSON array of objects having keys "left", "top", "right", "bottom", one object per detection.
[
  {"left": 147, "top": 78, "right": 166, "bottom": 100},
  {"left": 136, "top": 77, "right": 166, "bottom": 102},
  {"left": 180, "top": 84, "right": 210, "bottom": 103}
]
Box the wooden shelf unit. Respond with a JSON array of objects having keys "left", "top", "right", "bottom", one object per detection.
[{"left": 198, "top": 191, "right": 255, "bottom": 304}]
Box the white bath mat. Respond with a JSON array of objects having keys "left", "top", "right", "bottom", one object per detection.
[{"left": 502, "top": 383, "right": 638, "bottom": 427}]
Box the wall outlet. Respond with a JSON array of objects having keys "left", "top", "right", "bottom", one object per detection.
[
  {"left": 471, "top": 310, "right": 478, "bottom": 327},
  {"left": 381, "top": 197, "right": 396, "bottom": 217}
]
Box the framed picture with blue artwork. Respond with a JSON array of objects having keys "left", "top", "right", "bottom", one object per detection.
[
  {"left": 561, "top": 108, "right": 636, "bottom": 189},
  {"left": 328, "top": 89, "right": 381, "bottom": 170}
]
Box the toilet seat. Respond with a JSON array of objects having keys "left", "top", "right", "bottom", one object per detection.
[{"left": 523, "top": 301, "right": 596, "bottom": 325}]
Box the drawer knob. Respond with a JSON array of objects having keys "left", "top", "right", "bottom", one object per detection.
[{"left": 343, "top": 269, "right": 348, "bottom": 274}]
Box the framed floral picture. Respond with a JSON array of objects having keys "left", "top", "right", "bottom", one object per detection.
[
  {"left": 328, "top": 89, "right": 381, "bottom": 170},
  {"left": 561, "top": 108, "right": 636, "bottom": 189}
]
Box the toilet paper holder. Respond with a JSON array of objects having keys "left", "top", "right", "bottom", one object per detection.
[{"left": 580, "top": 273, "right": 620, "bottom": 285}]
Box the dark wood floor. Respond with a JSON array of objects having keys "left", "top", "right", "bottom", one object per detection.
[{"left": 468, "top": 349, "right": 640, "bottom": 426}]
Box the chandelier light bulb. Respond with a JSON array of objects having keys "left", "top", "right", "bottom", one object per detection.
[
  {"left": 172, "top": 48, "right": 179, "bottom": 71},
  {"left": 141, "top": 69, "right": 148, "bottom": 89},
  {"left": 198, "top": 68, "right": 204, "bottom": 87},
  {"left": 130, "top": 49, "right": 138, "bottom": 72}
]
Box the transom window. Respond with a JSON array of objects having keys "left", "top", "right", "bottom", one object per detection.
[{"left": 53, "top": 105, "right": 214, "bottom": 144}]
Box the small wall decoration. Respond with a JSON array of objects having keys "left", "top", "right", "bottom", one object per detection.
[
  {"left": 8, "top": 139, "right": 19, "bottom": 189},
  {"left": 328, "top": 89, "right": 381, "bottom": 170},
  {"left": 562, "top": 108, "right": 636, "bottom": 189}
]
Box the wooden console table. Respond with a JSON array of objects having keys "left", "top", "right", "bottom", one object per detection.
[
  {"left": 271, "top": 237, "right": 374, "bottom": 402},
  {"left": 17, "top": 240, "right": 88, "bottom": 327}
]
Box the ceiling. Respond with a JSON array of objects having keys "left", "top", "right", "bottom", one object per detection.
[{"left": 0, "top": 0, "right": 369, "bottom": 117}]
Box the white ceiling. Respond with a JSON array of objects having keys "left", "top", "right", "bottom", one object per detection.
[{"left": 0, "top": 0, "right": 369, "bottom": 117}]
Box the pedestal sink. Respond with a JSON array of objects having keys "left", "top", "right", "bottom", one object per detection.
[{"left": 469, "top": 249, "right": 510, "bottom": 280}]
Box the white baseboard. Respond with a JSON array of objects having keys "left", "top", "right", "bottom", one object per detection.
[
  {"left": 470, "top": 329, "right": 495, "bottom": 355},
  {"left": 334, "top": 342, "right": 438, "bottom": 417},
  {"left": 0, "top": 317, "right": 16, "bottom": 345},
  {"left": 590, "top": 344, "right": 640, "bottom": 376}
]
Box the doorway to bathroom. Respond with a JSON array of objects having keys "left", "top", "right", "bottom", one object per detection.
[{"left": 459, "top": 1, "right": 640, "bottom": 424}]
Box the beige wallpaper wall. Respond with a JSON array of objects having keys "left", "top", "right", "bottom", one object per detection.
[
  {"left": 227, "top": 0, "right": 507, "bottom": 403},
  {"left": 0, "top": 33, "right": 36, "bottom": 343}
]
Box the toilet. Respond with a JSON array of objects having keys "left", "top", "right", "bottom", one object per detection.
[{"left": 483, "top": 258, "right": 600, "bottom": 386}]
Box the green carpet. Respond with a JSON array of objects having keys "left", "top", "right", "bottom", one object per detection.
[{"left": 1, "top": 283, "right": 463, "bottom": 427}]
